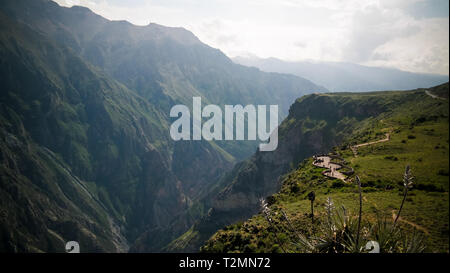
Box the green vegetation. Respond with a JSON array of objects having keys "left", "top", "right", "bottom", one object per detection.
[
  {"left": 201, "top": 84, "right": 449, "bottom": 253},
  {"left": 0, "top": 0, "right": 448, "bottom": 254},
  {"left": 0, "top": 0, "right": 326, "bottom": 252}
]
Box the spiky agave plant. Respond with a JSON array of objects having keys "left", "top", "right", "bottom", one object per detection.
[
  {"left": 402, "top": 229, "right": 426, "bottom": 253},
  {"left": 315, "top": 199, "right": 363, "bottom": 253},
  {"left": 279, "top": 208, "right": 317, "bottom": 253},
  {"left": 370, "top": 214, "right": 401, "bottom": 253},
  {"left": 279, "top": 199, "right": 329, "bottom": 253},
  {"left": 369, "top": 214, "right": 426, "bottom": 253}
]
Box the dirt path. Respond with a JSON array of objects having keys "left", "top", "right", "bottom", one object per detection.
[
  {"left": 350, "top": 133, "right": 390, "bottom": 157},
  {"left": 391, "top": 210, "right": 430, "bottom": 235},
  {"left": 425, "top": 90, "right": 446, "bottom": 100},
  {"left": 312, "top": 156, "right": 346, "bottom": 181}
]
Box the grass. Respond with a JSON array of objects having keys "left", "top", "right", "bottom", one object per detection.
[
  {"left": 201, "top": 86, "right": 449, "bottom": 253},
  {"left": 347, "top": 122, "right": 448, "bottom": 192}
]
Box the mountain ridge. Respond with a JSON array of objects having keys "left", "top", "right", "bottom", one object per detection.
[
  {"left": 0, "top": 0, "right": 326, "bottom": 252},
  {"left": 233, "top": 56, "right": 449, "bottom": 93}
]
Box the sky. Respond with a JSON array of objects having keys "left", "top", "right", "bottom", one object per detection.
[{"left": 53, "top": 0, "right": 449, "bottom": 75}]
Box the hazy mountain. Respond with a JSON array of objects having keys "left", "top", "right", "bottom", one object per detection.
[
  {"left": 2, "top": 0, "right": 327, "bottom": 160},
  {"left": 0, "top": 0, "right": 325, "bottom": 252},
  {"left": 233, "top": 56, "right": 449, "bottom": 92}
]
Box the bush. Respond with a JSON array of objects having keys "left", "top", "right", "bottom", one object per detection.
[
  {"left": 331, "top": 180, "right": 345, "bottom": 188},
  {"left": 416, "top": 183, "right": 444, "bottom": 192},
  {"left": 291, "top": 184, "right": 300, "bottom": 193},
  {"left": 243, "top": 243, "right": 257, "bottom": 253},
  {"left": 407, "top": 135, "right": 416, "bottom": 139},
  {"left": 271, "top": 244, "right": 281, "bottom": 253},
  {"left": 266, "top": 195, "right": 276, "bottom": 205},
  {"left": 361, "top": 180, "right": 375, "bottom": 187}
]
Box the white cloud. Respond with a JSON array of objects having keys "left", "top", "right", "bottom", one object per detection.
[
  {"left": 368, "top": 17, "right": 449, "bottom": 74},
  {"left": 53, "top": 0, "right": 449, "bottom": 75},
  {"left": 342, "top": 4, "right": 421, "bottom": 63}
]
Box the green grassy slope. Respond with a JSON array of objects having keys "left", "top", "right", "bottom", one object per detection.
[{"left": 201, "top": 84, "right": 449, "bottom": 253}]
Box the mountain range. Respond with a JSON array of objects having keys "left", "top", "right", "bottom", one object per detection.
[
  {"left": 233, "top": 56, "right": 449, "bottom": 93},
  {"left": 0, "top": 0, "right": 325, "bottom": 252},
  {"left": 0, "top": 0, "right": 448, "bottom": 253}
]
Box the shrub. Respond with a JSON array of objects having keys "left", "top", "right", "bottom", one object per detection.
[
  {"left": 266, "top": 195, "right": 276, "bottom": 205},
  {"left": 291, "top": 184, "right": 300, "bottom": 193},
  {"left": 416, "top": 183, "right": 444, "bottom": 192},
  {"left": 331, "top": 180, "right": 345, "bottom": 188},
  {"left": 243, "top": 243, "right": 258, "bottom": 253},
  {"left": 361, "top": 180, "right": 375, "bottom": 187}
]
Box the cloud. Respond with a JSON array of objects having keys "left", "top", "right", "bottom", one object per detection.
[
  {"left": 342, "top": 4, "right": 421, "bottom": 63},
  {"left": 52, "top": 0, "right": 449, "bottom": 75},
  {"left": 294, "top": 42, "right": 307, "bottom": 48},
  {"left": 405, "top": 0, "right": 449, "bottom": 19},
  {"left": 194, "top": 19, "right": 239, "bottom": 47},
  {"left": 368, "top": 17, "right": 449, "bottom": 74}
]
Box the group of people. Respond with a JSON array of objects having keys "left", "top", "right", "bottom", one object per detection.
[{"left": 313, "top": 155, "right": 324, "bottom": 165}]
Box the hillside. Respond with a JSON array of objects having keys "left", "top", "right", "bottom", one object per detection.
[
  {"left": 171, "top": 83, "right": 449, "bottom": 253},
  {"left": 0, "top": 0, "right": 326, "bottom": 252},
  {"left": 1, "top": 0, "right": 327, "bottom": 161},
  {"left": 0, "top": 12, "right": 170, "bottom": 252},
  {"left": 233, "top": 56, "right": 449, "bottom": 93}
]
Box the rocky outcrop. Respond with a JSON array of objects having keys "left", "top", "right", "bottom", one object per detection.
[{"left": 170, "top": 92, "right": 392, "bottom": 252}]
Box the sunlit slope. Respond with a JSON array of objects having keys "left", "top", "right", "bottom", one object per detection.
[{"left": 200, "top": 83, "right": 449, "bottom": 253}]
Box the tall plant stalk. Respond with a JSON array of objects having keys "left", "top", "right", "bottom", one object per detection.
[
  {"left": 308, "top": 191, "right": 315, "bottom": 225},
  {"left": 394, "top": 165, "right": 414, "bottom": 227},
  {"left": 355, "top": 175, "right": 362, "bottom": 250},
  {"left": 260, "top": 198, "right": 287, "bottom": 253}
]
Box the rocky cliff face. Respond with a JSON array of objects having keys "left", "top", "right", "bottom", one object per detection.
[
  {"left": 0, "top": 11, "right": 179, "bottom": 251},
  {"left": 168, "top": 92, "right": 393, "bottom": 252},
  {"left": 201, "top": 83, "right": 449, "bottom": 253},
  {"left": 0, "top": 0, "right": 326, "bottom": 252}
]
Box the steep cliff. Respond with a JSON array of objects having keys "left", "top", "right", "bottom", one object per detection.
[
  {"left": 0, "top": 0, "right": 326, "bottom": 252},
  {"left": 168, "top": 83, "right": 449, "bottom": 252}
]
